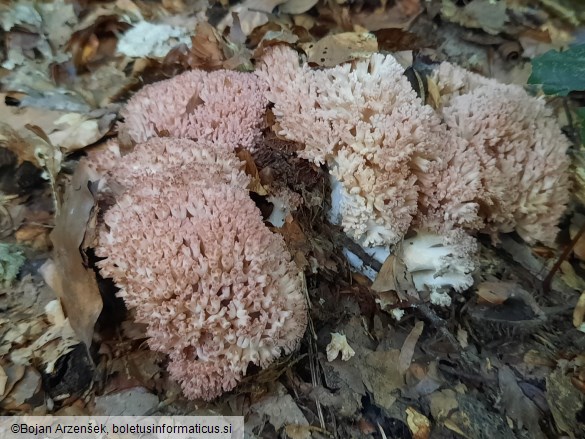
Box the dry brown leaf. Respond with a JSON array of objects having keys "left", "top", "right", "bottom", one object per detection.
[
  {"left": 498, "top": 366, "right": 545, "bottom": 439},
  {"left": 189, "top": 22, "right": 226, "bottom": 69},
  {"left": 573, "top": 290, "right": 585, "bottom": 330},
  {"left": 406, "top": 406, "right": 431, "bottom": 439},
  {"left": 361, "top": 349, "right": 404, "bottom": 411},
  {"left": 399, "top": 321, "right": 424, "bottom": 374},
  {"left": 371, "top": 254, "right": 397, "bottom": 293},
  {"left": 301, "top": 32, "right": 378, "bottom": 67},
  {"left": 236, "top": 149, "right": 268, "bottom": 195},
  {"left": 373, "top": 28, "right": 427, "bottom": 52},
  {"left": 284, "top": 424, "right": 312, "bottom": 439},
  {"left": 0, "top": 366, "right": 7, "bottom": 398},
  {"left": 0, "top": 366, "right": 42, "bottom": 411},
  {"left": 475, "top": 281, "right": 514, "bottom": 305},
  {"left": 41, "top": 161, "right": 102, "bottom": 348},
  {"left": 353, "top": 0, "right": 422, "bottom": 31}
]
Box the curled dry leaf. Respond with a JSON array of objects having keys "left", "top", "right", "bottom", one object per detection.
[
  {"left": 406, "top": 406, "right": 431, "bottom": 439},
  {"left": 40, "top": 161, "right": 102, "bottom": 348},
  {"left": 398, "top": 321, "right": 424, "bottom": 374},
  {"left": 573, "top": 290, "right": 585, "bottom": 331}
]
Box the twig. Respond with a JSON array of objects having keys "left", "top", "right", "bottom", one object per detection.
[{"left": 543, "top": 221, "right": 585, "bottom": 293}]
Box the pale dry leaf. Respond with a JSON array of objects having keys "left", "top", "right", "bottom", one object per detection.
[
  {"left": 0, "top": 363, "right": 25, "bottom": 403},
  {"left": 498, "top": 366, "right": 545, "bottom": 439},
  {"left": 251, "top": 383, "right": 309, "bottom": 431},
  {"left": 399, "top": 321, "right": 424, "bottom": 374},
  {"left": 475, "top": 281, "right": 514, "bottom": 305},
  {"left": 0, "top": 366, "right": 41, "bottom": 411},
  {"left": 573, "top": 290, "right": 585, "bottom": 330},
  {"left": 48, "top": 113, "right": 114, "bottom": 153},
  {"left": 279, "top": 0, "right": 318, "bottom": 15},
  {"left": 284, "top": 424, "right": 312, "bottom": 439},
  {"left": 371, "top": 254, "right": 398, "bottom": 293},
  {"left": 301, "top": 32, "right": 378, "bottom": 67},
  {"left": 406, "top": 406, "right": 431, "bottom": 439},
  {"left": 361, "top": 349, "right": 404, "bottom": 411},
  {"left": 428, "top": 389, "right": 459, "bottom": 422},
  {"left": 42, "top": 161, "right": 102, "bottom": 348},
  {"left": 0, "top": 366, "right": 7, "bottom": 397}
]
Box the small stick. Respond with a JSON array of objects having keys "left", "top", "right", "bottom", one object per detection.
[{"left": 543, "top": 221, "right": 585, "bottom": 292}]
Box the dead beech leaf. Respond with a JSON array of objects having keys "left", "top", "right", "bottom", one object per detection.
[
  {"left": 41, "top": 161, "right": 102, "bottom": 348},
  {"left": 236, "top": 149, "right": 268, "bottom": 195},
  {"left": 371, "top": 254, "right": 398, "bottom": 293},
  {"left": 399, "top": 321, "right": 424, "bottom": 374},
  {"left": 284, "top": 424, "right": 312, "bottom": 439},
  {"left": 406, "top": 406, "right": 431, "bottom": 439},
  {"left": 426, "top": 77, "right": 442, "bottom": 109},
  {"left": 373, "top": 28, "right": 427, "bottom": 52},
  {"left": 353, "top": 0, "right": 422, "bottom": 31},
  {"left": 188, "top": 22, "right": 225, "bottom": 69},
  {"left": 573, "top": 290, "right": 585, "bottom": 330},
  {"left": 361, "top": 349, "right": 404, "bottom": 411},
  {"left": 279, "top": 0, "right": 318, "bottom": 15},
  {"left": 475, "top": 281, "right": 514, "bottom": 305},
  {"left": 48, "top": 112, "right": 115, "bottom": 153},
  {"left": 301, "top": 32, "right": 378, "bottom": 67},
  {"left": 498, "top": 366, "right": 545, "bottom": 439},
  {"left": 0, "top": 366, "right": 7, "bottom": 397}
]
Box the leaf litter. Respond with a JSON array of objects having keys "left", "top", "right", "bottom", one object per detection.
[{"left": 0, "top": 0, "right": 585, "bottom": 438}]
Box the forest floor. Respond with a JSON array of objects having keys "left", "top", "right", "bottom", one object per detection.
[{"left": 1, "top": 1, "right": 585, "bottom": 438}]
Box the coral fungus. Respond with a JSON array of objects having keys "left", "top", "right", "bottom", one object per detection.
[
  {"left": 121, "top": 69, "right": 268, "bottom": 150},
  {"left": 97, "top": 173, "right": 307, "bottom": 400},
  {"left": 257, "top": 46, "right": 482, "bottom": 246},
  {"left": 434, "top": 62, "right": 571, "bottom": 245}
]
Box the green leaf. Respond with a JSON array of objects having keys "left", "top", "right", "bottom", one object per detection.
[{"left": 528, "top": 45, "right": 585, "bottom": 96}]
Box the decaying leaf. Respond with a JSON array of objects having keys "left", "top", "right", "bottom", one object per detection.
[
  {"left": 236, "top": 149, "right": 268, "bottom": 196},
  {"left": 498, "top": 366, "right": 545, "bottom": 439},
  {"left": 301, "top": 32, "right": 378, "bottom": 67},
  {"left": 547, "top": 365, "right": 585, "bottom": 439},
  {"left": 475, "top": 281, "right": 514, "bottom": 305},
  {"left": 361, "top": 349, "right": 404, "bottom": 411},
  {"left": 250, "top": 383, "right": 309, "bottom": 431},
  {"left": 0, "top": 366, "right": 42, "bottom": 412},
  {"left": 41, "top": 161, "right": 102, "bottom": 348},
  {"left": 573, "top": 290, "right": 585, "bottom": 331},
  {"left": 406, "top": 406, "right": 431, "bottom": 439},
  {"left": 399, "top": 321, "right": 424, "bottom": 374},
  {"left": 47, "top": 112, "right": 115, "bottom": 153},
  {"left": 0, "top": 366, "right": 7, "bottom": 397}
]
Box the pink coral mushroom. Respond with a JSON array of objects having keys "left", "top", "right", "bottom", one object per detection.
[
  {"left": 96, "top": 170, "right": 307, "bottom": 400},
  {"left": 257, "top": 46, "right": 482, "bottom": 246},
  {"left": 435, "top": 62, "right": 571, "bottom": 245},
  {"left": 121, "top": 69, "right": 268, "bottom": 151}
]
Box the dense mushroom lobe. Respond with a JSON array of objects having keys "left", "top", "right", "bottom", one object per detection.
[{"left": 121, "top": 69, "right": 268, "bottom": 151}]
